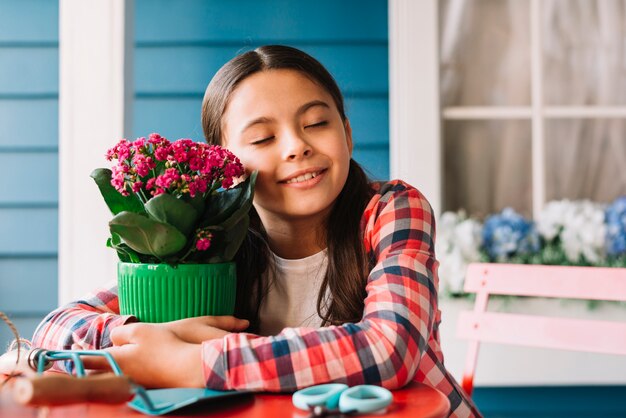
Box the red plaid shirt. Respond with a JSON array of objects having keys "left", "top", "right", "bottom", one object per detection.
[{"left": 32, "top": 180, "right": 481, "bottom": 417}]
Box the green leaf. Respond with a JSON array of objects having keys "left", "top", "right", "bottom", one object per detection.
[
  {"left": 222, "top": 213, "right": 250, "bottom": 261},
  {"left": 91, "top": 168, "right": 146, "bottom": 215},
  {"left": 107, "top": 232, "right": 142, "bottom": 263},
  {"left": 109, "top": 211, "right": 187, "bottom": 258},
  {"left": 186, "top": 194, "right": 205, "bottom": 215},
  {"left": 202, "top": 171, "right": 258, "bottom": 226},
  {"left": 107, "top": 236, "right": 130, "bottom": 262},
  {"left": 145, "top": 194, "right": 199, "bottom": 236}
]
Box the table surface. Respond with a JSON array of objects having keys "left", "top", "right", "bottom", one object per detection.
[{"left": 0, "top": 380, "right": 450, "bottom": 418}]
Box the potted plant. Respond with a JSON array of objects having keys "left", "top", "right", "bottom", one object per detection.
[{"left": 91, "top": 133, "right": 256, "bottom": 323}]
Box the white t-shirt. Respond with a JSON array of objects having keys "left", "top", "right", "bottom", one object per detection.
[{"left": 258, "top": 248, "right": 329, "bottom": 336}]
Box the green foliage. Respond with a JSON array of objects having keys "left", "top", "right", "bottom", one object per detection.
[
  {"left": 145, "top": 194, "right": 198, "bottom": 236},
  {"left": 93, "top": 171, "right": 257, "bottom": 265},
  {"left": 109, "top": 211, "right": 188, "bottom": 258},
  {"left": 91, "top": 168, "right": 146, "bottom": 215}
]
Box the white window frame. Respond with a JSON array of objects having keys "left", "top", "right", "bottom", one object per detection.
[
  {"left": 389, "top": 0, "right": 442, "bottom": 216},
  {"left": 391, "top": 0, "right": 626, "bottom": 219},
  {"left": 59, "top": 0, "right": 134, "bottom": 304}
]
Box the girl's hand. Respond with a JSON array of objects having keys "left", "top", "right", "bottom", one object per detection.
[
  {"left": 81, "top": 316, "right": 248, "bottom": 387},
  {"left": 106, "top": 323, "right": 204, "bottom": 388}
]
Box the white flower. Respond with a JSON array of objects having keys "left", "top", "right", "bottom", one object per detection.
[
  {"left": 536, "top": 200, "right": 571, "bottom": 241},
  {"left": 538, "top": 199, "right": 606, "bottom": 263},
  {"left": 560, "top": 200, "right": 606, "bottom": 264},
  {"left": 436, "top": 211, "right": 482, "bottom": 294}
]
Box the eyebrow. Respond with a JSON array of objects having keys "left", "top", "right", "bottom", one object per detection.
[{"left": 240, "top": 100, "right": 331, "bottom": 134}]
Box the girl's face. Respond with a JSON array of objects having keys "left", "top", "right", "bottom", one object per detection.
[{"left": 221, "top": 69, "right": 353, "bottom": 222}]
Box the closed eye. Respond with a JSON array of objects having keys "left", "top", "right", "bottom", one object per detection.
[
  {"left": 251, "top": 136, "right": 274, "bottom": 145},
  {"left": 305, "top": 121, "right": 328, "bottom": 129}
]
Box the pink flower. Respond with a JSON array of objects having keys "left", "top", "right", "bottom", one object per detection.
[
  {"left": 116, "top": 141, "right": 131, "bottom": 161},
  {"left": 105, "top": 148, "right": 116, "bottom": 161},
  {"left": 155, "top": 167, "right": 180, "bottom": 189},
  {"left": 196, "top": 238, "right": 211, "bottom": 251},
  {"left": 148, "top": 133, "right": 170, "bottom": 146},
  {"left": 188, "top": 156, "right": 203, "bottom": 171},
  {"left": 152, "top": 187, "right": 165, "bottom": 196},
  {"left": 132, "top": 154, "right": 156, "bottom": 177},
  {"left": 132, "top": 137, "right": 146, "bottom": 150},
  {"left": 106, "top": 139, "right": 132, "bottom": 161},
  {"left": 224, "top": 160, "right": 244, "bottom": 178},
  {"left": 148, "top": 133, "right": 164, "bottom": 144},
  {"left": 221, "top": 177, "right": 234, "bottom": 189},
  {"left": 106, "top": 135, "right": 247, "bottom": 202},
  {"left": 110, "top": 174, "right": 126, "bottom": 195},
  {"left": 188, "top": 182, "right": 197, "bottom": 197},
  {"left": 194, "top": 177, "right": 208, "bottom": 194},
  {"left": 131, "top": 181, "right": 143, "bottom": 193},
  {"left": 188, "top": 177, "right": 208, "bottom": 197},
  {"left": 194, "top": 228, "right": 213, "bottom": 251},
  {"left": 154, "top": 145, "right": 170, "bottom": 161}
]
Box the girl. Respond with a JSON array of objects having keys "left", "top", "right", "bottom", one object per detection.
[{"left": 32, "top": 45, "right": 481, "bottom": 417}]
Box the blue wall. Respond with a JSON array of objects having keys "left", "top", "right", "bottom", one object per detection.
[
  {"left": 133, "top": 0, "right": 390, "bottom": 180},
  {"left": 0, "top": 0, "right": 59, "bottom": 349},
  {"left": 0, "top": 0, "right": 389, "bottom": 349}
]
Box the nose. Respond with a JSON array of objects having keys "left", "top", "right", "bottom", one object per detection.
[{"left": 282, "top": 130, "right": 313, "bottom": 161}]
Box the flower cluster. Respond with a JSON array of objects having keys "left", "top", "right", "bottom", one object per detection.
[
  {"left": 536, "top": 199, "right": 606, "bottom": 264},
  {"left": 437, "top": 196, "right": 626, "bottom": 296},
  {"left": 195, "top": 228, "right": 213, "bottom": 252},
  {"left": 435, "top": 211, "right": 482, "bottom": 294},
  {"left": 106, "top": 134, "right": 244, "bottom": 201},
  {"left": 606, "top": 196, "right": 626, "bottom": 256},
  {"left": 482, "top": 208, "right": 540, "bottom": 261},
  {"left": 93, "top": 133, "right": 257, "bottom": 265}
]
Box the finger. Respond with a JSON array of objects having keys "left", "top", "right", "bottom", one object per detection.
[
  {"left": 203, "top": 316, "right": 249, "bottom": 331},
  {"left": 80, "top": 346, "right": 129, "bottom": 372},
  {"left": 189, "top": 327, "right": 229, "bottom": 343}
]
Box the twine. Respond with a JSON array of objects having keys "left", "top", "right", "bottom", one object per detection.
[{"left": 0, "top": 310, "right": 23, "bottom": 389}]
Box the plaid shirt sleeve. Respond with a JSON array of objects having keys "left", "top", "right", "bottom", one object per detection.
[
  {"left": 31, "top": 281, "right": 136, "bottom": 371},
  {"left": 201, "top": 180, "right": 439, "bottom": 392}
]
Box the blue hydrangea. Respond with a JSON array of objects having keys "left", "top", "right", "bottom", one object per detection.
[
  {"left": 482, "top": 208, "right": 540, "bottom": 260},
  {"left": 605, "top": 196, "right": 626, "bottom": 256}
]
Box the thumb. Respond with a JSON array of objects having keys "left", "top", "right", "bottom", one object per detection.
[{"left": 110, "top": 323, "right": 138, "bottom": 347}]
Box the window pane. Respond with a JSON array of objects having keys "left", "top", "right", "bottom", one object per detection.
[
  {"left": 543, "top": 0, "right": 626, "bottom": 106},
  {"left": 439, "top": 0, "right": 530, "bottom": 107},
  {"left": 545, "top": 119, "right": 626, "bottom": 202},
  {"left": 443, "top": 120, "right": 533, "bottom": 218}
]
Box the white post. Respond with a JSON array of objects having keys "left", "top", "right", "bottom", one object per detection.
[
  {"left": 530, "top": 0, "right": 545, "bottom": 219},
  {"left": 389, "top": 0, "right": 441, "bottom": 215},
  {"left": 59, "top": 0, "right": 134, "bottom": 304}
]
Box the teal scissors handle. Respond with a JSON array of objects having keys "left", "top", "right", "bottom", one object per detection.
[
  {"left": 339, "top": 385, "right": 392, "bottom": 414},
  {"left": 293, "top": 383, "right": 392, "bottom": 414}
]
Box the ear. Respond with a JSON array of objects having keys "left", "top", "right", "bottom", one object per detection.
[{"left": 344, "top": 118, "right": 353, "bottom": 156}]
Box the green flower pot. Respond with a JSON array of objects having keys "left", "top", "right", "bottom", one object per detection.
[{"left": 117, "top": 262, "right": 237, "bottom": 323}]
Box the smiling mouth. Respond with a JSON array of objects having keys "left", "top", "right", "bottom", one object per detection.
[{"left": 282, "top": 169, "right": 327, "bottom": 184}]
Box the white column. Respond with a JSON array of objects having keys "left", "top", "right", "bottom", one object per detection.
[
  {"left": 59, "top": 0, "right": 134, "bottom": 304},
  {"left": 389, "top": 0, "right": 442, "bottom": 215},
  {"left": 530, "top": 0, "right": 545, "bottom": 219}
]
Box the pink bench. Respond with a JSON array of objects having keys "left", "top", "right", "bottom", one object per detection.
[{"left": 456, "top": 262, "right": 626, "bottom": 396}]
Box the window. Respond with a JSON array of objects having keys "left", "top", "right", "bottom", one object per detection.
[{"left": 439, "top": 0, "right": 626, "bottom": 218}]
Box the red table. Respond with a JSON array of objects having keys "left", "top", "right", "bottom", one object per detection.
[{"left": 0, "top": 381, "right": 450, "bottom": 418}]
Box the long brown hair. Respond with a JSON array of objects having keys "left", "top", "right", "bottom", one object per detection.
[{"left": 201, "top": 45, "right": 374, "bottom": 330}]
